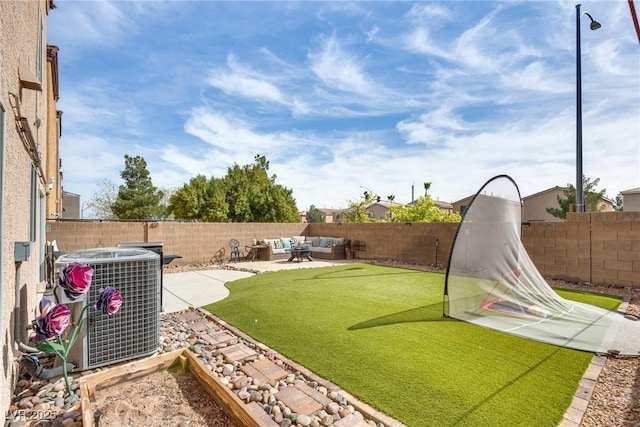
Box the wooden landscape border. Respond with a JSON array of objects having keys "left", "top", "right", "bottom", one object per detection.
[{"left": 78, "top": 348, "right": 263, "bottom": 427}]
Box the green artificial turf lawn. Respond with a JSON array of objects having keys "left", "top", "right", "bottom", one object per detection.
[{"left": 204, "top": 264, "right": 618, "bottom": 427}]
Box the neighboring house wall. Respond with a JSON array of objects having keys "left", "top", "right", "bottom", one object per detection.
[
  {"left": 367, "top": 202, "right": 391, "bottom": 220},
  {"left": 457, "top": 186, "right": 615, "bottom": 222},
  {"left": 522, "top": 186, "right": 566, "bottom": 222},
  {"left": 322, "top": 209, "right": 336, "bottom": 223},
  {"left": 299, "top": 208, "right": 339, "bottom": 223},
  {"left": 622, "top": 188, "right": 640, "bottom": 211},
  {"left": 62, "top": 191, "right": 80, "bottom": 218},
  {"left": 452, "top": 196, "right": 474, "bottom": 216},
  {"left": 0, "top": 0, "right": 53, "bottom": 412},
  {"left": 597, "top": 198, "right": 615, "bottom": 213},
  {"left": 434, "top": 200, "right": 453, "bottom": 214}
]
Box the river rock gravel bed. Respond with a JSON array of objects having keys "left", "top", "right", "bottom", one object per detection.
[{"left": 159, "top": 309, "right": 388, "bottom": 427}]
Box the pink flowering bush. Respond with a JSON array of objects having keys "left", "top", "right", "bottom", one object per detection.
[{"left": 32, "top": 262, "right": 122, "bottom": 395}]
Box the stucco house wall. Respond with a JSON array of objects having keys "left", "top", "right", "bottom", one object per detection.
[
  {"left": 452, "top": 195, "right": 474, "bottom": 216},
  {"left": 522, "top": 186, "right": 566, "bottom": 222},
  {"left": 0, "top": 0, "right": 53, "bottom": 412},
  {"left": 622, "top": 188, "right": 640, "bottom": 211},
  {"left": 367, "top": 202, "right": 393, "bottom": 220}
]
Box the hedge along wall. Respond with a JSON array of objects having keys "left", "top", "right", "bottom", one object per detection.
[{"left": 46, "top": 211, "right": 640, "bottom": 288}]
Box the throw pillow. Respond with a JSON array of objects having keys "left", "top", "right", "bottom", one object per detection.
[
  {"left": 319, "top": 239, "right": 330, "bottom": 248},
  {"left": 274, "top": 239, "right": 283, "bottom": 249},
  {"left": 291, "top": 236, "right": 305, "bottom": 246},
  {"left": 280, "top": 238, "right": 291, "bottom": 249}
]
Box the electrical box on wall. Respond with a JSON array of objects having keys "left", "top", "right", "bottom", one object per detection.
[{"left": 14, "top": 241, "right": 31, "bottom": 262}]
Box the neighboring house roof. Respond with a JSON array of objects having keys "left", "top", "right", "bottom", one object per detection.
[
  {"left": 451, "top": 194, "right": 475, "bottom": 205},
  {"left": 318, "top": 208, "right": 342, "bottom": 214},
  {"left": 434, "top": 199, "right": 453, "bottom": 209},
  {"left": 299, "top": 208, "right": 343, "bottom": 215},
  {"left": 621, "top": 187, "right": 640, "bottom": 194},
  {"left": 522, "top": 186, "right": 568, "bottom": 200},
  {"left": 455, "top": 186, "right": 614, "bottom": 205},
  {"left": 407, "top": 198, "right": 453, "bottom": 210},
  {"left": 366, "top": 202, "right": 395, "bottom": 209}
]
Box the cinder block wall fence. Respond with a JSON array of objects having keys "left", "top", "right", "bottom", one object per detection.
[{"left": 46, "top": 211, "right": 640, "bottom": 288}]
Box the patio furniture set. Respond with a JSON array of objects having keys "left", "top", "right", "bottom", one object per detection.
[{"left": 230, "top": 236, "right": 351, "bottom": 262}]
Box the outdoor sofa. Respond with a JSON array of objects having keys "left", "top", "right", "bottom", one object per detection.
[{"left": 261, "top": 236, "right": 349, "bottom": 261}]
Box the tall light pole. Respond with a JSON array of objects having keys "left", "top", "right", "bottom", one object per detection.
[{"left": 575, "top": 4, "right": 601, "bottom": 212}]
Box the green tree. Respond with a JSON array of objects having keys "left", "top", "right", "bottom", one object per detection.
[
  {"left": 343, "top": 192, "right": 376, "bottom": 223},
  {"left": 306, "top": 205, "right": 325, "bottom": 223},
  {"left": 168, "top": 154, "right": 298, "bottom": 222},
  {"left": 168, "top": 175, "right": 228, "bottom": 222},
  {"left": 87, "top": 179, "right": 117, "bottom": 219},
  {"left": 387, "top": 195, "right": 395, "bottom": 202},
  {"left": 546, "top": 176, "right": 606, "bottom": 219},
  {"left": 112, "top": 155, "right": 164, "bottom": 220},
  {"left": 389, "top": 196, "right": 461, "bottom": 223},
  {"left": 224, "top": 154, "right": 298, "bottom": 222},
  {"left": 423, "top": 182, "right": 431, "bottom": 196},
  {"left": 267, "top": 184, "right": 299, "bottom": 222},
  {"left": 615, "top": 193, "right": 624, "bottom": 211}
]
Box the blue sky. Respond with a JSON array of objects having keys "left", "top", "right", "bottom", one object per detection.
[{"left": 48, "top": 1, "right": 639, "bottom": 215}]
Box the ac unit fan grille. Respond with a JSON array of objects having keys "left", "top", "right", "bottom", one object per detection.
[{"left": 87, "top": 259, "right": 160, "bottom": 367}]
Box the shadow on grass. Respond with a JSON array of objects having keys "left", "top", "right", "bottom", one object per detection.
[
  {"left": 351, "top": 302, "right": 585, "bottom": 426},
  {"left": 348, "top": 302, "right": 455, "bottom": 330},
  {"left": 295, "top": 266, "right": 426, "bottom": 281},
  {"left": 450, "top": 343, "right": 568, "bottom": 426}
]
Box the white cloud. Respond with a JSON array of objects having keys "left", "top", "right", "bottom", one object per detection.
[
  {"left": 48, "top": 1, "right": 131, "bottom": 49},
  {"left": 593, "top": 40, "right": 628, "bottom": 76},
  {"left": 407, "top": 3, "right": 453, "bottom": 23},
  {"left": 500, "top": 61, "right": 571, "bottom": 94},
  {"left": 207, "top": 55, "right": 285, "bottom": 105},
  {"left": 402, "top": 27, "right": 451, "bottom": 58},
  {"left": 308, "top": 34, "right": 376, "bottom": 95}
]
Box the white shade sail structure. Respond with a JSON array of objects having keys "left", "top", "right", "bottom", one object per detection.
[{"left": 444, "top": 175, "right": 640, "bottom": 355}]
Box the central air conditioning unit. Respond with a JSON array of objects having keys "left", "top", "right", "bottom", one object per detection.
[{"left": 54, "top": 247, "right": 161, "bottom": 371}]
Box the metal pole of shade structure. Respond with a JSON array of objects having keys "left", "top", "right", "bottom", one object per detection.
[{"left": 575, "top": 4, "right": 601, "bottom": 213}]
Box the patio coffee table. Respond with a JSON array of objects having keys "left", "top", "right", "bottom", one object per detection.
[{"left": 288, "top": 247, "right": 313, "bottom": 262}]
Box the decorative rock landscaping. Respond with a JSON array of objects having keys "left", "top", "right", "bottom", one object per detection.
[
  {"left": 8, "top": 374, "right": 83, "bottom": 427},
  {"left": 159, "top": 308, "right": 397, "bottom": 427},
  {"left": 8, "top": 307, "right": 398, "bottom": 427}
]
